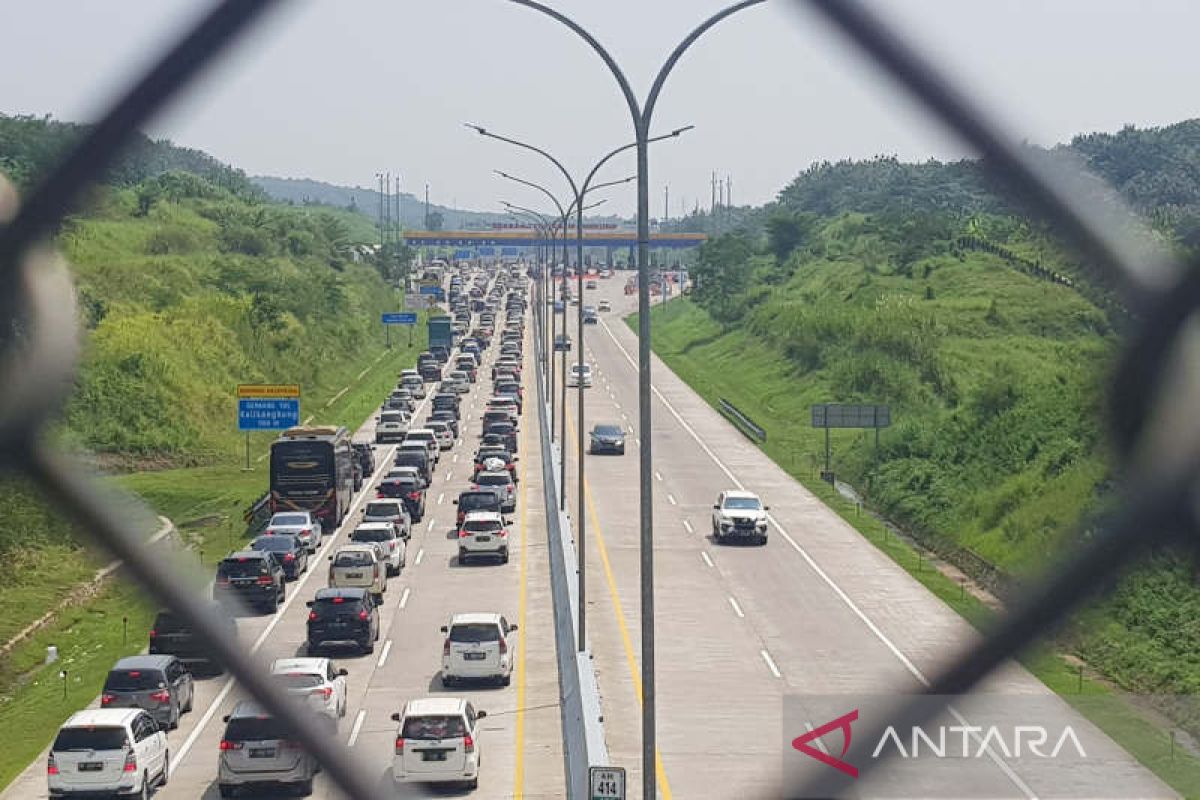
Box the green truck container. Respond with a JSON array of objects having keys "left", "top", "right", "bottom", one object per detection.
[{"left": 427, "top": 315, "right": 454, "bottom": 351}]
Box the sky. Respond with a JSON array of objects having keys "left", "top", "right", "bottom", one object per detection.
[{"left": 1, "top": 0, "right": 1198, "bottom": 220}]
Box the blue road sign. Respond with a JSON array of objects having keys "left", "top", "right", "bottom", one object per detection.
[
  {"left": 477, "top": 246, "right": 496, "bottom": 256},
  {"left": 419, "top": 286, "right": 441, "bottom": 295},
  {"left": 238, "top": 398, "right": 300, "bottom": 431},
  {"left": 382, "top": 312, "right": 418, "bottom": 325},
  {"left": 453, "top": 248, "right": 474, "bottom": 260}
]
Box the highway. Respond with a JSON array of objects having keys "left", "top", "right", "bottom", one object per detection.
[
  {"left": 4, "top": 278, "right": 565, "bottom": 799},
  {"left": 554, "top": 277, "right": 1176, "bottom": 800}
]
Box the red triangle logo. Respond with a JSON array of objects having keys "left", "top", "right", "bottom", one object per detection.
[{"left": 791, "top": 709, "right": 859, "bottom": 778}]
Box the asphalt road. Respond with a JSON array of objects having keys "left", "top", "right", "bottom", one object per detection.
[
  {"left": 4, "top": 290, "right": 565, "bottom": 800},
  {"left": 552, "top": 278, "right": 1176, "bottom": 800}
]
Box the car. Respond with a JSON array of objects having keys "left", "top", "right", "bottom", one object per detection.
[
  {"left": 431, "top": 392, "right": 461, "bottom": 417},
  {"left": 48, "top": 709, "right": 168, "bottom": 800},
  {"left": 487, "top": 394, "right": 522, "bottom": 417},
  {"left": 149, "top": 605, "right": 236, "bottom": 674},
  {"left": 472, "top": 447, "right": 517, "bottom": 482},
  {"left": 494, "top": 380, "right": 524, "bottom": 408},
  {"left": 483, "top": 421, "right": 519, "bottom": 453},
  {"left": 583, "top": 309, "right": 598, "bottom": 325},
  {"left": 430, "top": 345, "right": 451, "bottom": 364},
  {"left": 585, "top": 280, "right": 597, "bottom": 289},
  {"left": 362, "top": 498, "right": 412, "bottom": 539},
  {"left": 352, "top": 442, "right": 376, "bottom": 481},
  {"left": 269, "top": 657, "right": 348, "bottom": 723},
  {"left": 218, "top": 701, "right": 318, "bottom": 798},
  {"left": 452, "top": 490, "right": 503, "bottom": 526},
  {"left": 456, "top": 510, "right": 508, "bottom": 566},
  {"left": 328, "top": 544, "right": 386, "bottom": 599},
  {"left": 351, "top": 521, "right": 407, "bottom": 576},
  {"left": 554, "top": 333, "right": 572, "bottom": 351},
  {"left": 426, "top": 420, "right": 454, "bottom": 450},
  {"left": 251, "top": 533, "right": 309, "bottom": 580},
  {"left": 386, "top": 465, "right": 428, "bottom": 490},
  {"left": 214, "top": 551, "right": 286, "bottom": 613},
  {"left": 569, "top": 296, "right": 580, "bottom": 306},
  {"left": 598, "top": 299, "right": 612, "bottom": 312},
  {"left": 589, "top": 423, "right": 626, "bottom": 455},
  {"left": 305, "top": 587, "right": 380, "bottom": 655},
  {"left": 567, "top": 363, "right": 593, "bottom": 388},
  {"left": 379, "top": 476, "right": 427, "bottom": 521},
  {"left": 264, "top": 511, "right": 321, "bottom": 553},
  {"left": 375, "top": 410, "right": 409, "bottom": 443},
  {"left": 389, "top": 388, "right": 416, "bottom": 414},
  {"left": 429, "top": 408, "right": 460, "bottom": 437},
  {"left": 711, "top": 489, "right": 770, "bottom": 545},
  {"left": 454, "top": 357, "right": 478, "bottom": 382},
  {"left": 101, "top": 654, "right": 195, "bottom": 731},
  {"left": 400, "top": 371, "right": 426, "bottom": 399},
  {"left": 419, "top": 362, "right": 442, "bottom": 382},
  {"left": 392, "top": 447, "right": 431, "bottom": 484},
  {"left": 391, "top": 698, "right": 487, "bottom": 789},
  {"left": 481, "top": 408, "right": 515, "bottom": 434},
  {"left": 440, "top": 613, "right": 518, "bottom": 687},
  {"left": 444, "top": 371, "right": 471, "bottom": 393},
  {"left": 402, "top": 429, "right": 441, "bottom": 464},
  {"left": 471, "top": 471, "right": 516, "bottom": 514},
  {"left": 553, "top": 299, "right": 565, "bottom": 312}
]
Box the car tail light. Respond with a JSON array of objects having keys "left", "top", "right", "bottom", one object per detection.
[
  {"left": 148, "top": 629, "right": 156, "bottom": 638},
  {"left": 498, "top": 529, "right": 508, "bottom": 537},
  {"left": 308, "top": 611, "right": 318, "bottom": 621},
  {"left": 394, "top": 736, "right": 405, "bottom": 754},
  {"left": 408, "top": 491, "right": 421, "bottom": 500},
  {"left": 46, "top": 753, "right": 58, "bottom": 776},
  {"left": 150, "top": 689, "right": 171, "bottom": 704},
  {"left": 458, "top": 529, "right": 470, "bottom": 538},
  {"left": 358, "top": 609, "right": 369, "bottom": 621},
  {"left": 101, "top": 693, "right": 115, "bottom": 706},
  {"left": 256, "top": 575, "right": 273, "bottom": 585},
  {"left": 284, "top": 553, "right": 295, "bottom": 562},
  {"left": 498, "top": 638, "right": 508, "bottom": 655},
  {"left": 463, "top": 733, "right": 475, "bottom": 754},
  {"left": 219, "top": 740, "right": 243, "bottom": 752},
  {"left": 122, "top": 750, "right": 138, "bottom": 772},
  {"left": 264, "top": 529, "right": 275, "bottom": 535},
  {"left": 216, "top": 577, "right": 231, "bottom": 587},
  {"left": 312, "top": 686, "right": 333, "bottom": 700},
  {"left": 376, "top": 492, "right": 383, "bottom": 498}
]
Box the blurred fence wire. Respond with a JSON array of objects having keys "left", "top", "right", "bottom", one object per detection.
[{"left": 0, "top": 0, "right": 1195, "bottom": 798}]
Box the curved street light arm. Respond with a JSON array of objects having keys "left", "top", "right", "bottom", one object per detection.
[
  {"left": 469, "top": 123, "right": 580, "bottom": 203},
  {"left": 581, "top": 127, "right": 693, "bottom": 197},
  {"left": 495, "top": 169, "right": 567, "bottom": 221}
]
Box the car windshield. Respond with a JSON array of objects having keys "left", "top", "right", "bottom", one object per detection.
[
  {"left": 402, "top": 715, "right": 465, "bottom": 740},
  {"left": 449, "top": 623, "right": 501, "bottom": 643},
  {"left": 271, "top": 514, "right": 308, "bottom": 526},
  {"left": 105, "top": 669, "right": 163, "bottom": 691},
  {"left": 594, "top": 425, "right": 623, "bottom": 437},
  {"left": 333, "top": 551, "right": 373, "bottom": 568},
  {"left": 724, "top": 497, "right": 762, "bottom": 510},
  {"left": 364, "top": 502, "right": 401, "bottom": 517},
  {"left": 253, "top": 536, "right": 296, "bottom": 552},
  {"left": 54, "top": 726, "right": 129, "bottom": 752}
]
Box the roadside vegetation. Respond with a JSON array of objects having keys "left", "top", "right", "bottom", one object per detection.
[{"left": 641, "top": 119, "right": 1200, "bottom": 793}]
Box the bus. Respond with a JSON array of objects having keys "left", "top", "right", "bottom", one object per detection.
[{"left": 269, "top": 425, "right": 354, "bottom": 532}]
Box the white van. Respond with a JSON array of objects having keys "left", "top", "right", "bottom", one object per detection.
[
  {"left": 391, "top": 698, "right": 486, "bottom": 789},
  {"left": 48, "top": 709, "right": 168, "bottom": 799},
  {"left": 440, "top": 613, "right": 517, "bottom": 687},
  {"left": 328, "top": 544, "right": 386, "bottom": 598}
]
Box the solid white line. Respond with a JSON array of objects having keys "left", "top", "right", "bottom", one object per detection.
[
  {"left": 399, "top": 587, "right": 411, "bottom": 609},
  {"left": 760, "top": 649, "right": 781, "bottom": 678},
  {"left": 347, "top": 709, "right": 367, "bottom": 747},
  {"left": 437, "top": 492, "right": 445, "bottom": 505},
  {"left": 325, "top": 385, "right": 349, "bottom": 407},
  {"left": 415, "top": 548, "right": 425, "bottom": 565},
  {"left": 728, "top": 597, "right": 745, "bottom": 619},
  {"left": 667, "top": 493, "right": 677, "bottom": 506},
  {"left": 356, "top": 366, "right": 370, "bottom": 381},
  {"left": 682, "top": 519, "right": 694, "bottom": 534},
  {"left": 302, "top": 414, "right": 314, "bottom": 425},
  {"left": 701, "top": 551, "right": 715, "bottom": 568},
  {"left": 654, "top": 470, "right": 663, "bottom": 482},
  {"left": 597, "top": 317, "right": 1037, "bottom": 798},
  {"left": 376, "top": 639, "right": 393, "bottom": 669}
]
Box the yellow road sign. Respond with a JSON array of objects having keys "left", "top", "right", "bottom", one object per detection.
[{"left": 237, "top": 383, "right": 301, "bottom": 398}]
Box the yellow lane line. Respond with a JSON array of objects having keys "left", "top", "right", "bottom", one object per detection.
[{"left": 566, "top": 404, "right": 674, "bottom": 800}]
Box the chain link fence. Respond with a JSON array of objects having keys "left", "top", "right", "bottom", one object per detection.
[{"left": 0, "top": 1, "right": 1194, "bottom": 798}]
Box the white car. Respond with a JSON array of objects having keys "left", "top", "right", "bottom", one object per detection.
[
  {"left": 328, "top": 544, "right": 386, "bottom": 598},
  {"left": 440, "top": 613, "right": 517, "bottom": 687},
  {"left": 711, "top": 489, "right": 770, "bottom": 545},
  {"left": 598, "top": 299, "right": 612, "bottom": 312},
  {"left": 350, "top": 521, "right": 407, "bottom": 576},
  {"left": 402, "top": 429, "right": 440, "bottom": 464},
  {"left": 567, "top": 363, "right": 592, "bottom": 388},
  {"left": 445, "top": 371, "right": 471, "bottom": 393},
  {"left": 426, "top": 420, "right": 455, "bottom": 450},
  {"left": 269, "top": 657, "right": 348, "bottom": 722},
  {"left": 376, "top": 410, "right": 409, "bottom": 444},
  {"left": 362, "top": 499, "right": 412, "bottom": 539},
  {"left": 391, "top": 697, "right": 486, "bottom": 789},
  {"left": 457, "top": 510, "right": 510, "bottom": 564},
  {"left": 400, "top": 371, "right": 426, "bottom": 399},
  {"left": 264, "top": 511, "right": 321, "bottom": 553},
  {"left": 48, "top": 709, "right": 168, "bottom": 799}
]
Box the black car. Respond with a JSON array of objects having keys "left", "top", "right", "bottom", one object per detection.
[
  {"left": 379, "top": 476, "right": 426, "bottom": 521},
  {"left": 306, "top": 587, "right": 380, "bottom": 654},
  {"left": 429, "top": 409, "right": 460, "bottom": 437},
  {"left": 590, "top": 423, "right": 626, "bottom": 455},
  {"left": 554, "top": 334, "right": 572, "bottom": 351},
  {"left": 431, "top": 392, "right": 461, "bottom": 417},
  {"left": 352, "top": 442, "right": 376, "bottom": 479},
  {"left": 149, "top": 606, "right": 236, "bottom": 674},
  {"left": 419, "top": 362, "right": 442, "bottom": 382},
  {"left": 392, "top": 449, "right": 431, "bottom": 483},
  {"left": 453, "top": 490, "right": 503, "bottom": 526},
  {"left": 484, "top": 421, "right": 519, "bottom": 453},
  {"left": 430, "top": 345, "right": 451, "bottom": 364},
  {"left": 250, "top": 533, "right": 309, "bottom": 580},
  {"left": 214, "top": 551, "right": 285, "bottom": 613}
]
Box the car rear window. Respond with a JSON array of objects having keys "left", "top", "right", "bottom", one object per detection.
[
  {"left": 273, "top": 673, "right": 323, "bottom": 690},
  {"left": 104, "top": 669, "right": 164, "bottom": 691},
  {"left": 450, "top": 623, "right": 501, "bottom": 643},
  {"left": 253, "top": 536, "right": 295, "bottom": 552},
  {"left": 477, "top": 474, "right": 510, "bottom": 486},
  {"left": 311, "top": 597, "right": 365, "bottom": 616},
  {"left": 271, "top": 514, "right": 308, "bottom": 526},
  {"left": 333, "top": 551, "right": 373, "bottom": 568},
  {"left": 380, "top": 412, "right": 405, "bottom": 424},
  {"left": 224, "top": 716, "right": 292, "bottom": 742},
  {"left": 352, "top": 528, "right": 393, "bottom": 543},
  {"left": 54, "top": 726, "right": 128, "bottom": 751},
  {"left": 463, "top": 518, "right": 502, "bottom": 533},
  {"left": 364, "top": 502, "right": 402, "bottom": 517},
  {"left": 402, "top": 715, "right": 466, "bottom": 740},
  {"left": 218, "top": 557, "right": 268, "bottom": 577},
  {"left": 152, "top": 611, "right": 186, "bottom": 634},
  {"left": 460, "top": 494, "right": 498, "bottom": 510}
]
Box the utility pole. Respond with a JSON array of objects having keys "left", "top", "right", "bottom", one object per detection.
[
  {"left": 376, "top": 172, "right": 385, "bottom": 253},
  {"left": 710, "top": 170, "right": 717, "bottom": 214},
  {"left": 384, "top": 172, "right": 391, "bottom": 251},
  {"left": 424, "top": 183, "right": 430, "bottom": 230}
]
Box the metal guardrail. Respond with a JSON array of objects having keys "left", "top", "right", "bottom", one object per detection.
[
  {"left": 0, "top": 0, "right": 1196, "bottom": 798},
  {"left": 241, "top": 489, "right": 271, "bottom": 529},
  {"left": 718, "top": 397, "right": 767, "bottom": 442}
]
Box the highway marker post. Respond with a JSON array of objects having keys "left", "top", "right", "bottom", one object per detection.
[
  {"left": 237, "top": 384, "right": 302, "bottom": 470},
  {"left": 589, "top": 765, "right": 625, "bottom": 800}
]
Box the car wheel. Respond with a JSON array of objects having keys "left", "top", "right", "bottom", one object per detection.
[
  {"left": 159, "top": 751, "right": 169, "bottom": 786},
  {"left": 219, "top": 784, "right": 237, "bottom": 798},
  {"left": 138, "top": 771, "right": 150, "bottom": 800},
  {"left": 466, "top": 776, "right": 479, "bottom": 790},
  {"left": 265, "top": 594, "right": 279, "bottom": 614},
  {"left": 307, "top": 641, "right": 321, "bottom": 656},
  {"left": 759, "top": 534, "right": 769, "bottom": 546},
  {"left": 500, "top": 548, "right": 510, "bottom": 564},
  {"left": 183, "top": 688, "right": 193, "bottom": 713},
  {"left": 362, "top": 638, "right": 375, "bottom": 655},
  {"left": 458, "top": 549, "right": 469, "bottom": 565},
  {"left": 441, "top": 674, "right": 454, "bottom": 688},
  {"left": 501, "top": 673, "right": 511, "bottom": 687},
  {"left": 296, "top": 776, "right": 314, "bottom": 796},
  {"left": 169, "top": 705, "right": 180, "bottom": 730}
]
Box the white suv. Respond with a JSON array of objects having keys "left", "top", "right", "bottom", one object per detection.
[
  {"left": 440, "top": 613, "right": 517, "bottom": 687},
  {"left": 391, "top": 697, "right": 486, "bottom": 789},
  {"left": 567, "top": 363, "right": 592, "bottom": 388},
  {"left": 48, "top": 708, "right": 168, "bottom": 799},
  {"left": 350, "top": 521, "right": 407, "bottom": 576},
  {"left": 269, "top": 657, "right": 348, "bottom": 723},
  {"left": 457, "top": 510, "right": 510, "bottom": 564},
  {"left": 711, "top": 489, "right": 770, "bottom": 545},
  {"left": 375, "top": 410, "right": 409, "bottom": 444}
]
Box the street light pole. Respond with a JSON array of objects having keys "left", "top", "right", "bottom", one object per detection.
[{"left": 498, "top": 4, "right": 766, "bottom": 796}]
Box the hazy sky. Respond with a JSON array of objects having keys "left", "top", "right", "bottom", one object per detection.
[{"left": 1, "top": 0, "right": 1197, "bottom": 219}]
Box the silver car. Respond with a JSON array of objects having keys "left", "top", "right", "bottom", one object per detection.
[
  {"left": 265, "top": 511, "right": 320, "bottom": 553},
  {"left": 218, "top": 701, "right": 318, "bottom": 797}
]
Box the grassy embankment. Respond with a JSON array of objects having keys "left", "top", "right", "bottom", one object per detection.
[
  {"left": 0, "top": 178, "right": 426, "bottom": 788},
  {"left": 633, "top": 214, "right": 1200, "bottom": 795}
]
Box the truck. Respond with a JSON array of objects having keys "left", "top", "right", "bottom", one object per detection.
[{"left": 427, "top": 315, "right": 454, "bottom": 353}]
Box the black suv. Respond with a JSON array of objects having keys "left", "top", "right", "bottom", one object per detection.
[
  {"left": 214, "top": 551, "right": 286, "bottom": 613},
  {"left": 306, "top": 587, "right": 380, "bottom": 654},
  {"left": 149, "top": 606, "right": 236, "bottom": 674},
  {"left": 453, "top": 490, "right": 503, "bottom": 526},
  {"left": 250, "top": 533, "right": 309, "bottom": 581},
  {"left": 352, "top": 442, "right": 376, "bottom": 480}
]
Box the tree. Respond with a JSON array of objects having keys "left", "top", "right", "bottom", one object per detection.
[{"left": 765, "top": 208, "right": 817, "bottom": 263}]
